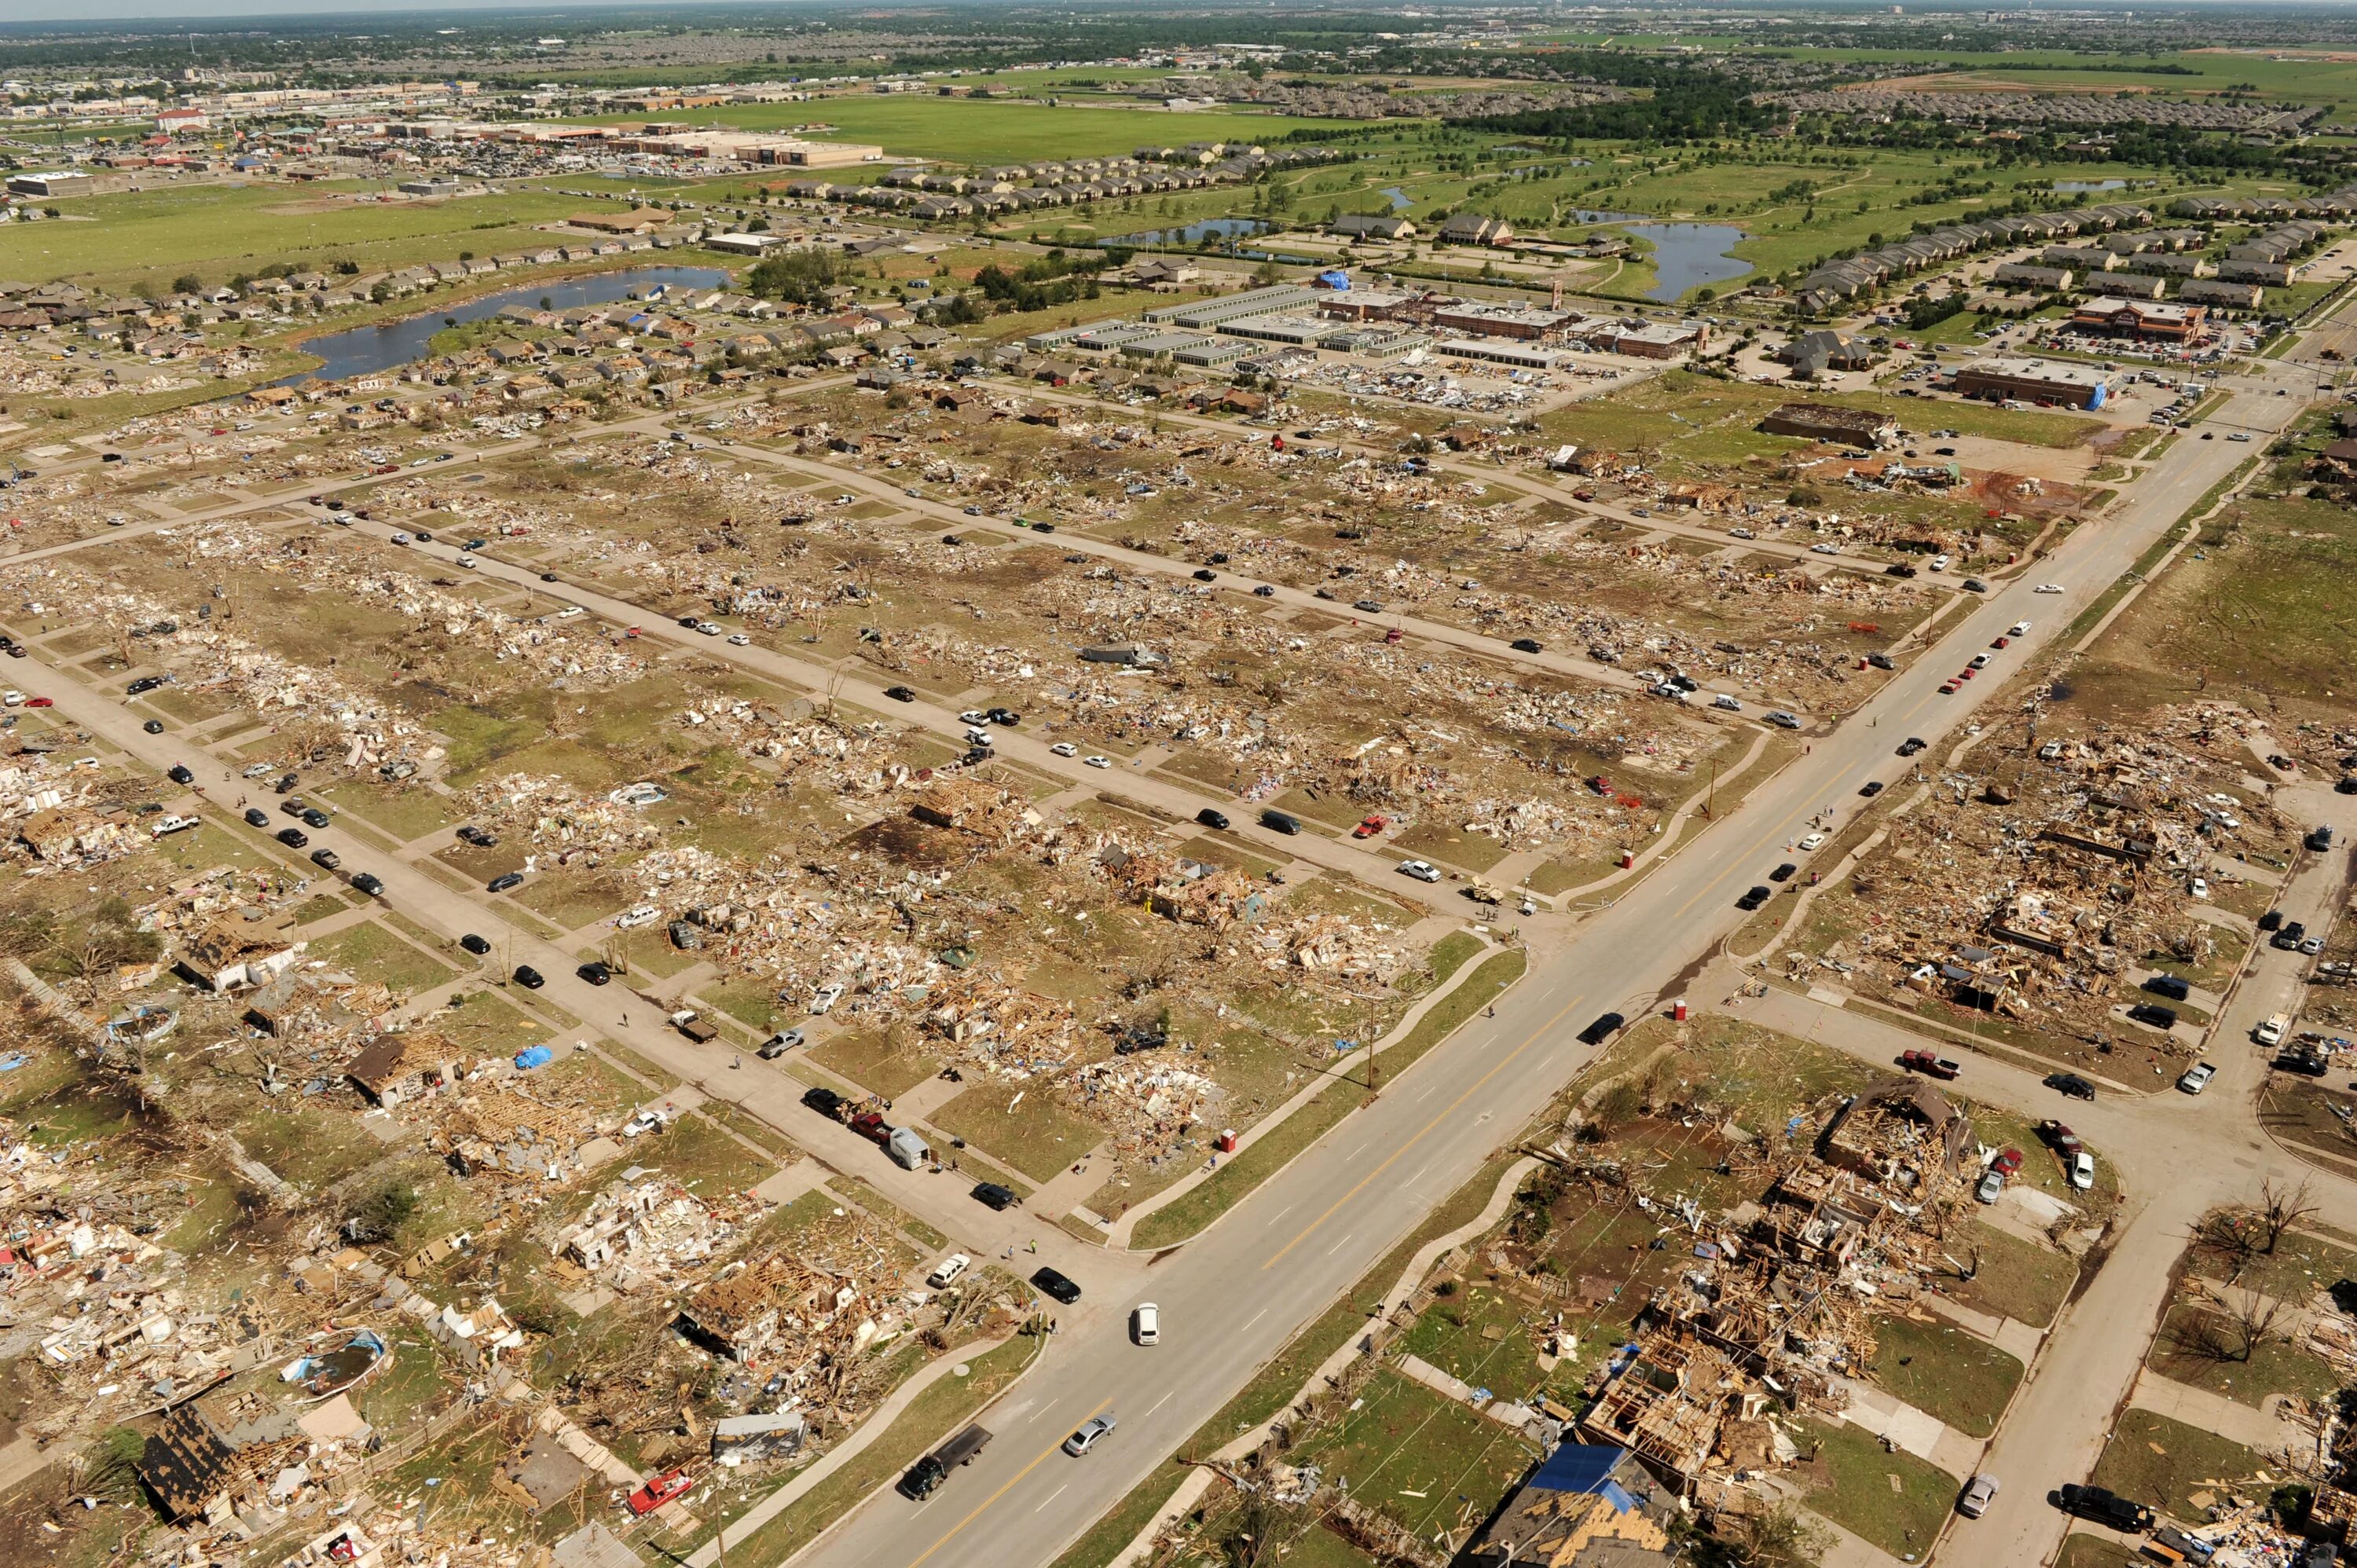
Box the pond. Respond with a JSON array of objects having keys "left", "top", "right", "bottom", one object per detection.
[
  {"left": 1101, "top": 216, "right": 1270, "bottom": 247},
  {"left": 2054, "top": 179, "right": 2128, "bottom": 193},
  {"left": 280, "top": 264, "right": 731, "bottom": 384},
  {"left": 1621, "top": 222, "right": 1750, "bottom": 303},
  {"left": 1380, "top": 186, "right": 1414, "bottom": 211},
  {"left": 1568, "top": 207, "right": 1653, "bottom": 225}
]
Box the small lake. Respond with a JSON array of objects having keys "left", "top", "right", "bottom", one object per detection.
[
  {"left": 1567, "top": 207, "right": 1652, "bottom": 225},
  {"left": 2055, "top": 179, "right": 2128, "bottom": 192},
  {"left": 282, "top": 264, "right": 731, "bottom": 384},
  {"left": 1621, "top": 222, "right": 1750, "bottom": 303},
  {"left": 1100, "top": 217, "right": 1270, "bottom": 248},
  {"left": 1380, "top": 185, "right": 1414, "bottom": 210}
]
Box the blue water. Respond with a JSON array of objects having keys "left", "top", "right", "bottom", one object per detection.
[
  {"left": 282, "top": 264, "right": 731, "bottom": 384},
  {"left": 1622, "top": 222, "right": 1750, "bottom": 302},
  {"left": 1101, "top": 217, "right": 1270, "bottom": 247},
  {"left": 1380, "top": 186, "right": 1413, "bottom": 210},
  {"left": 1570, "top": 207, "right": 1654, "bottom": 224},
  {"left": 2055, "top": 179, "right": 2128, "bottom": 192}
]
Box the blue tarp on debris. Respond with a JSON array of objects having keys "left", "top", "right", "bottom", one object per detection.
[{"left": 514, "top": 1046, "right": 553, "bottom": 1071}]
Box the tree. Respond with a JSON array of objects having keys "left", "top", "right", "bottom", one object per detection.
[
  {"left": 2256, "top": 1178, "right": 2317, "bottom": 1255},
  {"left": 172, "top": 273, "right": 202, "bottom": 295}
]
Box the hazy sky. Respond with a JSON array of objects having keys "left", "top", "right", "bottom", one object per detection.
[{"left": 0, "top": 0, "right": 670, "bottom": 23}]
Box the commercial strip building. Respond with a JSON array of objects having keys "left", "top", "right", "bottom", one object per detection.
[
  {"left": 2069, "top": 296, "right": 2207, "bottom": 341},
  {"left": 1952, "top": 355, "right": 2110, "bottom": 409}
]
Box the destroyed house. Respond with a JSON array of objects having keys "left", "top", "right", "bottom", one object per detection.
[
  {"left": 345, "top": 1031, "right": 456, "bottom": 1107},
  {"left": 138, "top": 1388, "right": 308, "bottom": 1523},
  {"left": 181, "top": 914, "right": 302, "bottom": 991},
  {"left": 1819, "top": 1079, "right": 1974, "bottom": 1196},
  {"left": 1469, "top": 1445, "right": 1677, "bottom": 1568},
  {"left": 680, "top": 1253, "right": 859, "bottom": 1362},
  {"left": 1574, "top": 1335, "right": 1749, "bottom": 1493},
  {"left": 1756, "top": 1160, "right": 1880, "bottom": 1268}
]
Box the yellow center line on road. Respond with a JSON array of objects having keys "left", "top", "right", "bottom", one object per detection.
[
  {"left": 1260, "top": 990, "right": 1586, "bottom": 1272},
  {"left": 908, "top": 1396, "right": 1115, "bottom": 1568}
]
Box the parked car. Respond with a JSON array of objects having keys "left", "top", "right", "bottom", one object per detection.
[
  {"left": 1196, "top": 808, "right": 1230, "bottom": 830},
  {"left": 1975, "top": 1169, "right": 2005, "bottom": 1203},
  {"left": 309, "top": 848, "right": 341, "bottom": 870},
  {"left": 1260, "top": 809, "right": 1303, "bottom": 835},
  {"left": 577, "top": 961, "right": 613, "bottom": 986},
  {"left": 757, "top": 1029, "right": 804, "bottom": 1059},
  {"left": 2069, "top": 1152, "right": 2095, "bottom": 1190},
  {"left": 928, "top": 1254, "right": 973, "bottom": 1289},
  {"left": 1398, "top": 859, "right": 1442, "bottom": 883},
  {"left": 899, "top": 1425, "right": 992, "bottom": 1501},
  {"left": 2126, "top": 1002, "right": 2179, "bottom": 1030},
  {"left": 2142, "top": 973, "right": 2191, "bottom": 1002},
  {"left": 626, "top": 1470, "right": 693, "bottom": 1517},
  {"left": 2045, "top": 1072, "right": 2097, "bottom": 1101},
  {"left": 244, "top": 808, "right": 270, "bottom": 827},
  {"left": 972, "top": 1182, "right": 1020, "bottom": 1211},
  {"left": 2036, "top": 1120, "right": 2083, "bottom": 1158},
  {"left": 487, "top": 871, "right": 524, "bottom": 893},
  {"left": 884, "top": 686, "right": 916, "bottom": 702},
  {"left": 1510, "top": 637, "right": 1543, "bottom": 654},
  {"left": 2177, "top": 1061, "right": 2216, "bottom": 1095},
  {"left": 1735, "top": 885, "right": 1772, "bottom": 910},
  {"left": 801, "top": 1086, "right": 844, "bottom": 1118},
  {"left": 1899, "top": 1050, "right": 1960, "bottom": 1080},
  {"left": 351, "top": 873, "right": 383, "bottom": 896},
  {"left": 460, "top": 933, "right": 491, "bottom": 956},
  {"left": 513, "top": 965, "right": 544, "bottom": 990},
  {"left": 1958, "top": 1475, "right": 2000, "bottom": 1519},
  {"left": 1769, "top": 863, "right": 1798, "bottom": 882},
  {"left": 276, "top": 827, "right": 309, "bottom": 848},
  {"left": 1577, "top": 1012, "right": 1626, "bottom": 1047},
  {"left": 2055, "top": 1485, "right": 2152, "bottom": 1533},
  {"left": 1132, "top": 1303, "right": 1160, "bottom": 1346}
]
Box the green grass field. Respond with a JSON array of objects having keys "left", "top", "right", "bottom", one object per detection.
[{"left": 0, "top": 179, "right": 592, "bottom": 294}]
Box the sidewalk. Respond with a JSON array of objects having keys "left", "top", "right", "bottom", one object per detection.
[
  {"left": 2128, "top": 1367, "right": 2315, "bottom": 1460},
  {"left": 1828, "top": 1374, "right": 1983, "bottom": 1478}
]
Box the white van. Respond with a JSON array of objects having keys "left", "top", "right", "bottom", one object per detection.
[
  {"left": 1132, "top": 1302, "right": 1160, "bottom": 1346},
  {"left": 2256, "top": 1013, "right": 2289, "bottom": 1047}
]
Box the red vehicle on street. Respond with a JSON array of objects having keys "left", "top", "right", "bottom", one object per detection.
[
  {"left": 627, "top": 1469, "right": 694, "bottom": 1516},
  {"left": 848, "top": 1110, "right": 891, "bottom": 1146},
  {"left": 1352, "top": 814, "right": 1389, "bottom": 839},
  {"left": 1898, "top": 1049, "right": 1961, "bottom": 1080}
]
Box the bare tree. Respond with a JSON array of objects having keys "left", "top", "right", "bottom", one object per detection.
[
  {"left": 1724, "top": 1504, "right": 1830, "bottom": 1568},
  {"left": 2256, "top": 1178, "right": 2318, "bottom": 1256},
  {"left": 2223, "top": 1288, "right": 2289, "bottom": 1364},
  {"left": 2197, "top": 1206, "right": 2260, "bottom": 1283}
]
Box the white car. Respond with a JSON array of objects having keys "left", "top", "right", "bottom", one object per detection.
[
  {"left": 2189, "top": 877, "right": 2209, "bottom": 899},
  {"left": 0, "top": 691, "right": 20, "bottom": 707},
  {"left": 2069, "top": 1152, "right": 2095, "bottom": 1191},
  {"left": 1397, "top": 859, "right": 1442, "bottom": 883},
  {"left": 1050, "top": 742, "right": 1078, "bottom": 757},
  {"left": 928, "top": 1253, "right": 973, "bottom": 1289},
  {"left": 557, "top": 606, "right": 585, "bottom": 619},
  {"left": 2178, "top": 1061, "right": 2216, "bottom": 1095},
  {"left": 150, "top": 814, "right": 199, "bottom": 837},
  {"left": 243, "top": 763, "right": 277, "bottom": 778},
  {"left": 810, "top": 982, "right": 845, "bottom": 1015},
  {"left": 617, "top": 903, "right": 661, "bottom": 929},
  {"left": 1810, "top": 542, "right": 1839, "bottom": 555},
  {"left": 727, "top": 632, "right": 750, "bottom": 647},
  {"left": 1930, "top": 553, "right": 1951, "bottom": 572},
  {"left": 2008, "top": 621, "right": 2031, "bottom": 637},
  {"left": 1959, "top": 1474, "right": 2000, "bottom": 1519},
  {"left": 456, "top": 554, "right": 478, "bottom": 568},
  {"left": 622, "top": 1108, "right": 667, "bottom": 1138},
  {"left": 1062, "top": 1416, "right": 1117, "bottom": 1457},
  {"left": 1798, "top": 832, "right": 1827, "bottom": 852},
  {"left": 959, "top": 710, "right": 989, "bottom": 724},
  {"left": 965, "top": 727, "right": 993, "bottom": 746},
  {"left": 1132, "top": 1302, "right": 1160, "bottom": 1346},
  {"left": 695, "top": 621, "right": 722, "bottom": 636},
  {"left": 1083, "top": 754, "right": 1113, "bottom": 769},
  {"left": 2033, "top": 583, "right": 2063, "bottom": 593}
]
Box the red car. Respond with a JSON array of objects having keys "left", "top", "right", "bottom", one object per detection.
[
  {"left": 626, "top": 1469, "right": 694, "bottom": 1516},
  {"left": 1899, "top": 1049, "right": 1961, "bottom": 1080},
  {"left": 848, "top": 1110, "right": 891, "bottom": 1146},
  {"left": 1990, "top": 1147, "right": 2024, "bottom": 1176},
  {"left": 1957, "top": 668, "right": 1976, "bottom": 680},
  {"left": 1939, "top": 680, "right": 1961, "bottom": 694},
  {"left": 1991, "top": 636, "right": 2011, "bottom": 650},
  {"left": 23, "top": 696, "right": 50, "bottom": 707},
  {"left": 1352, "top": 814, "right": 1389, "bottom": 839}
]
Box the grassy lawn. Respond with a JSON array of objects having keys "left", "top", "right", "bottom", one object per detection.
[
  {"left": 1426, "top": 930, "right": 1486, "bottom": 986},
  {"left": 1130, "top": 950, "right": 1526, "bottom": 1249},
  {"left": 807, "top": 1028, "right": 944, "bottom": 1100},
  {"left": 319, "top": 780, "right": 455, "bottom": 842},
  {"left": 1944, "top": 1221, "right": 2080, "bottom": 1330},
  {"left": 1287, "top": 1368, "right": 1538, "bottom": 1541},
  {"left": 2150, "top": 1299, "right": 2344, "bottom": 1410},
  {"left": 1794, "top": 1418, "right": 1959, "bottom": 1560},
  {"left": 1398, "top": 1282, "right": 1545, "bottom": 1402},
  {"left": 2091, "top": 1411, "right": 2268, "bottom": 1526},
  {"left": 2057, "top": 1534, "right": 2143, "bottom": 1568},
  {"left": 636, "top": 1112, "right": 776, "bottom": 1201},
  {"left": 826, "top": 1176, "right": 953, "bottom": 1252},
  {"left": 229, "top": 1105, "right": 384, "bottom": 1193},
  {"left": 716, "top": 1334, "right": 1040, "bottom": 1567},
  {"left": 926, "top": 1083, "right": 1103, "bottom": 1185},
  {"left": 309, "top": 919, "right": 456, "bottom": 995},
  {"left": 434, "top": 987, "right": 553, "bottom": 1056},
  {"left": 1864, "top": 1313, "right": 2024, "bottom": 1440},
  {"left": 2195, "top": 1227, "right": 2357, "bottom": 1306}
]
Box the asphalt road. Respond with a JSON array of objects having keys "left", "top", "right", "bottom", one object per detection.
[{"left": 772, "top": 348, "right": 2330, "bottom": 1568}]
